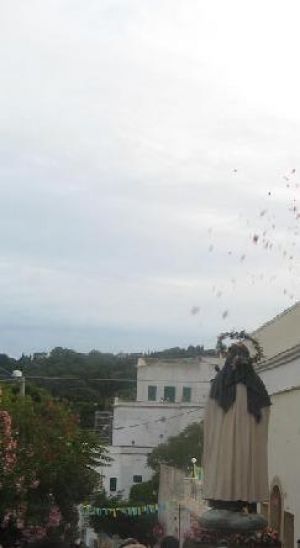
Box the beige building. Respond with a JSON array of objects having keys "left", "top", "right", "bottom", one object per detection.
[{"left": 253, "top": 302, "right": 300, "bottom": 548}]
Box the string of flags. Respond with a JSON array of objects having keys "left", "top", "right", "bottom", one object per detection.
[{"left": 82, "top": 503, "right": 161, "bottom": 518}]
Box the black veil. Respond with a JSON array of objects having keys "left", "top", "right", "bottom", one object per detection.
[{"left": 210, "top": 343, "right": 271, "bottom": 422}]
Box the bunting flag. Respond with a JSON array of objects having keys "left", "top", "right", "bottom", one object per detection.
[{"left": 82, "top": 503, "right": 159, "bottom": 518}]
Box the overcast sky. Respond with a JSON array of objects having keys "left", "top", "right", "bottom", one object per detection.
[{"left": 0, "top": 0, "right": 300, "bottom": 357}]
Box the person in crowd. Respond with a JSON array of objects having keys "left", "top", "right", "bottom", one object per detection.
[
  {"left": 119, "top": 539, "right": 147, "bottom": 548},
  {"left": 160, "top": 536, "right": 179, "bottom": 548},
  {"left": 29, "top": 539, "right": 70, "bottom": 548}
]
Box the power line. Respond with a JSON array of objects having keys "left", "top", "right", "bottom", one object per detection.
[
  {"left": 113, "top": 407, "right": 204, "bottom": 430},
  {"left": 25, "top": 376, "right": 136, "bottom": 382},
  {"left": 2, "top": 376, "right": 211, "bottom": 384}
]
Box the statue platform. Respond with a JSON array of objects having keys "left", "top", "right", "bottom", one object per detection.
[{"left": 199, "top": 509, "right": 267, "bottom": 533}]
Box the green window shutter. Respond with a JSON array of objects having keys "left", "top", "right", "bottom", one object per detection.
[
  {"left": 182, "top": 386, "right": 192, "bottom": 402},
  {"left": 148, "top": 385, "right": 157, "bottom": 401},
  {"left": 110, "top": 477, "right": 117, "bottom": 491},
  {"left": 164, "top": 386, "right": 176, "bottom": 402}
]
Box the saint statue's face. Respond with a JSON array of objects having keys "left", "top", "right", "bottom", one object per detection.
[{"left": 227, "top": 343, "right": 250, "bottom": 369}]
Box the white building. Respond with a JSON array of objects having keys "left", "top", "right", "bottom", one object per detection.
[
  {"left": 99, "top": 355, "right": 220, "bottom": 499},
  {"left": 252, "top": 302, "right": 300, "bottom": 548}
]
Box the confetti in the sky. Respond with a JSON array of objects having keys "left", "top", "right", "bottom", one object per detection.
[{"left": 197, "top": 168, "right": 299, "bottom": 325}]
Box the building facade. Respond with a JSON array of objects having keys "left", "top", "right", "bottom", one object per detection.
[
  {"left": 99, "top": 355, "right": 220, "bottom": 499},
  {"left": 253, "top": 302, "right": 300, "bottom": 548}
]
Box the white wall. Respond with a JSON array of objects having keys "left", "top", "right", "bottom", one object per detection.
[
  {"left": 259, "top": 354, "right": 300, "bottom": 395},
  {"left": 267, "top": 388, "right": 300, "bottom": 546},
  {"left": 255, "top": 310, "right": 300, "bottom": 546},
  {"left": 100, "top": 446, "right": 152, "bottom": 500},
  {"left": 253, "top": 302, "right": 300, "bottom": 359},
  {"left": 112, "top": 402, "right": 204, "bottom": 447},
  {"left": 136, "top": 357, "right": 218, "bottom": 403}
]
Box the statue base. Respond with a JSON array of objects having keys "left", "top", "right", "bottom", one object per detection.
[{"left": 199, "top": 509, "right": 267, "bottom": 533}]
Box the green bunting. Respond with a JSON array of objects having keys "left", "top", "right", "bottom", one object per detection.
[{"left": 82, "top": 503, "right": 159, "bottom": 518}]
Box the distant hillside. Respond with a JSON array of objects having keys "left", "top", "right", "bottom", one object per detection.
[{"left": 0, "top": 345, "right": 216, "bottom": 427}]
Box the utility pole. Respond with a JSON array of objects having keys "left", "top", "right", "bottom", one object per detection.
[
  {"left": 19, "top": 375, "right": 25, "bottom": 397},
  {"left": 12, "top": 370, "right": 25, "bottom": 397}
]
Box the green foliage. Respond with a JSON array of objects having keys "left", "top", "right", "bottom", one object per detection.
[
  {"left": 147, "top": 421, "right": 203, "bottom": 474},
  {"left": 0, "top": 345, "right": 213, "bottom": 427},
  {"left": 0, "top": 348, "right": 137, "bottom": 427},
  {"left": 0, "top": 386, "right": 109, "bottom": 546},
  {"left": 149, "top": 345, "right": 216, "bottom": 359},
  {"left": 129, "top": 475, "right": 159, "bottom": 504}
]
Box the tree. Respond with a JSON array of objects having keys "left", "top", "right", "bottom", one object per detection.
[
  {"left": 129, "top": 476, "right": 158, "bottom": 505},
  {"left": 0, "top": 386, "right": 109, "bottom": 546},
  {"left": 147, "top": 422, "right": 203, "bottom": 474}
]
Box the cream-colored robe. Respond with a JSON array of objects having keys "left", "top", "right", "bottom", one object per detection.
[{"left": 203, "top": 383, "right": 269, "bottom": 503}]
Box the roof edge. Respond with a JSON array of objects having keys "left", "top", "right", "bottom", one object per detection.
[{"left": 252, "top": 301, "right": 300, "bottom": 336}]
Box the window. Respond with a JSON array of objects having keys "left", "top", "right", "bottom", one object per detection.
[
  {"left": 133, "top": 475, "right": 143, "bottom": 483},
  {"left": 182, "top": 386, "right": 192, "bottom": 402},
  {"left": 148, "top": 385, "right": 157, "bottom": 401},
  {"left": 110, "top": 477, "right": 117, "bottom": 492},
  {"left": 164, "top": 386, "right": 176, "bottom": 402}
]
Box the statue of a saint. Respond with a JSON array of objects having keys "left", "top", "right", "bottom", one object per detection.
[{"left": 203, "top": 342, "right": 271, "bottom": 512}]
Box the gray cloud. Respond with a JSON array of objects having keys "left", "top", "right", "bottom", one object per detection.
[{"left": 0, "top": 0, "right": 299, "bottom": 356}]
